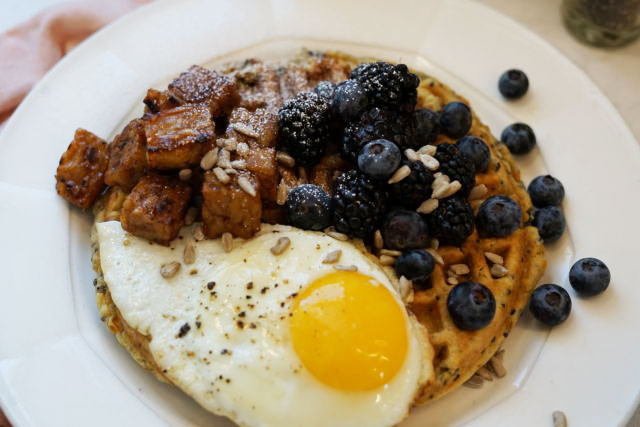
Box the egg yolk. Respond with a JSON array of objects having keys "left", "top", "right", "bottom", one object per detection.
[{"left": 289, "top": 271, "right": 409, "bottom": 391}]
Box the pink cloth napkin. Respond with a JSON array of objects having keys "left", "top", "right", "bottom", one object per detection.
[{"left": 0, "top": 0, "right": 150, "bottom": 125}]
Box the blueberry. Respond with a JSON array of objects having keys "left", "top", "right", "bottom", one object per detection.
[
  {"left": 357, "top": 139, "right": 401, "bottom": 180},
  {"left": 476, "top": 195, "right": 522, "bottom": 238},
  {"left": 381, "top": 209, "right": 430, "bottom": 250},
  {"left": 285, "top": 184, "right": 332, "bottom": 231},
  {"left": 332, "top": 79, "right": 369, "bottom": 121},
  {"left": 528, "top": 175, "right": 565, "bottom": 207},
  {"left": 532, "top": 206, "right": 565, "bottom": 243},
  {"left": 501, "top": 123, "right": 536, "bottom": 155},
  {"left": 498, "top": 69, "right": 529, "bottom": 100},
  {"left": 313, "top": 81, "right": 336, "bottom": 102},
  {"left": 412, "top": 108, "right": 440, "bottom": 146},
  {"left": 456, "top": 136, "right": 491, "bottom": 173},
  {"left": 447, "top": 281, "right": 496, "bottom": 331},
  {"left": 394, "top": 249, "right": 435, "bottom": 282},
  {"left": 569, "top": 257, "right": 610, "bottom": 296},
  {"left": 439, "top": 101, "right": 472, "bottom": 138},
  {"left": 529, "top": 284, "right": 571, "bottom": 326}
]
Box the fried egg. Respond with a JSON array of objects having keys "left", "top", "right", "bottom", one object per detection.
[{"left": 96, "top": 222, "right": 434, "bottom": 427}]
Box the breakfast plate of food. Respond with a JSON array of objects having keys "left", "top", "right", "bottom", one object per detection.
[{"left": 0, "top": 0, "right": 638, "bottom": 426}]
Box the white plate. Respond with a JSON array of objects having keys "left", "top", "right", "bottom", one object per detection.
[{"left": 0, "top": 0, "right": 639, "bottom": 426}]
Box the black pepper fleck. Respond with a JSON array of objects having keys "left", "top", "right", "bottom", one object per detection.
[
  {"left": 177, "top": 323, "right": 191, "bottom": 338},
  {"left": 207, "top": 281, "right": 216, "bottom": 290}
]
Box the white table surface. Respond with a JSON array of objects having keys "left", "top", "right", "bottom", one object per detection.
[{"left": 0, "top": 0, "right": 638, "bottom": 426}]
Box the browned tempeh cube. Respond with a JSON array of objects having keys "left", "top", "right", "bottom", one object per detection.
[
  {"left": 143, "top": 88, "right": 181, "bottom": 114},
  {"left": 168, "top": 65, "right": 238, "bottom": 118},
  {"left": 144, "top": 105, "right": 215, "bottom": 170},
  {"left": 244, "top": 146, "right": 277, "bottom": 202},
  {"left": 227, "top": 107, "right": 278, "bottom": 148},
  {"left": 104, "top": 119, "right": 148, "bottom": 189},
  {"left": 201, "top": 171, "right": 261, "bottom": 239},
  {"left": 55, "top": 128, "right": 109, "bottom": 209},
  {"left": 309, "top": 153, "right": 350, "bottom": 195},
  {"left": 120, "top": 173, "right": 192, "bottom": 245}
]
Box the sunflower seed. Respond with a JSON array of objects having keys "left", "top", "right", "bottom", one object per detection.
[
  {"left": 270, "top": 237, "right": 291, "bottom": 255},
  {"left": 432, "top": 181, "right": 452, "bottom": 199},
  {"left": 475, "top": 366, "right": 494, "bottom": 381},
  {"left": 178, "top": 168, "right": 193, "bottom": 181},
  {"left": 183, "top": 241, "right": 196, "bottom": 265},
  {"left": 399, "top": 276, "right": 414, "bottom": 303},
  {"left": 322, "top": 250, "right": 342, "bottom": 264},
  {"left": 327, "top": 231, "right": 348, "bottom": 241},
  {"left": 552, "top": 411, "right": 567, "bottom": 427},
  {"left": 217, "top": 148, "right": 231, "bottom": 168},
  {"left": 447, "top": 276, "right": 459, "bottom": 285},
  {"left": 224, "top": 168, "right": 237, "bottom": 175},
  {"left": 232, "top": 123, "right": 259, "bottom": 138},
  {"left": 276, "top": 151, "right": 296, "bottom": 168},
  {"left": 417, "top": 145, "right": 437, "bottom": 156},
  {"left": 469, "top": 184, "right": 488, "bottom": 200},
  {"left": 185, "top": 207, "right": 198, "bottom": 226},
  {"left": 236, "top": 142, "right": 249, "bottom": 156},
  {"left": 379, "top": 255, "right": 396, "bottom": 266},
  {"left": 193, "top": 223, "right": 205, "bottom": 241},
  {"left": 430, "top": 238, "right": 440, "bottom": 250},
  {"left": 434, "top": 180, "right": 461, "bottom": 199},
  {"left": 426, "top": 248, "right": 445, "bottom": 265},
  {"left": 463, "top": 375, "right": 484, "bottom": 389},
  {"left": 380, "top": 249, "right": 402, "bottom": 257},
  {"left": 200, "top": 148, "right": 219, "bottom": 170},
  {"left": 160, "top": 261, "right": 180, "bottom": 278},
  {"left": 374, "top": 229, "right": 384, "bottom": 250},
  {"left": 238, "top": 176, "right": 257, "bottom": 197},
  {"left": 276, "top": 179, "right": 289, "bottom": 206},
  {"left": 451, "top": 264, "right": 470, "bottom": 275},
  {"left": 213, "top": 167, "right": 230, "bottom": 184},
  {"left": 417, "top": 198, "right": 439, "bottom": 214},
  {"left": 491, "top": 263, "right": 509, "bottom": 278},
  {"left": 333, "top": 264, "right": 357, "bottom": 272},
  {"left": 388, "top": 165, "right": 411, "bottom": 184},
  {"left": 419, "top": 153, "right": 440, "bottom": 171},
  {"left": 484, "top": 251, "right": 504, "bottom": 265},
  {"left": 433, "top": 173, "right": 450, "bottom": 185},
  {"left": 230, "top": 159, "right": 246, "bottom": 169},
  {"left": 298, "top": 166, "right": 308, "bottom": 184},
  {"left": 222, "top": 137, "right": 238, "bottom": 151},
  {"left": 489, "top": 355, "right": 507, "bottom": 378},
  {"left": 404, "top": 148, "right": 419, "bottom": 162},
  {"left": 222, "top": 232, "right": 233, "bottom": 253}
]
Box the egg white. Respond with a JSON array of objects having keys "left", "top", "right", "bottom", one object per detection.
[{"left": 97, "top": 221, "right": 433, "bottom": 427}]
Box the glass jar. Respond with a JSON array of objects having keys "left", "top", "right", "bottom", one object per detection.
[{"left": 562, "top": 0, "right": 640, "bottom": 47}]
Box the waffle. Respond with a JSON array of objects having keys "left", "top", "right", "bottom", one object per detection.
[
  {"left": 408, "top": 69, "right": 547, "bottom": 403},
  {"left": 88, "top": 51, "right": 546, "bottom": 410}
]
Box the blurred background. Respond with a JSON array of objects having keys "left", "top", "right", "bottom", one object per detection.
[{"left": 0, "top": 0, "right": 638, "bottom": 426}]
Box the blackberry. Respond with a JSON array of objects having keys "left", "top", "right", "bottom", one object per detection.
[
  {"left": 388, "top": 160, "right": 434, "bottom": 209},
  {"left": 278, "top": 91, "right": 331, "bottom": 165},
  {"left": 434, "top": 143, "right": 476, "bottom": 197},
  {"left": 313, "top": 81, "right": 336, "bottom": 103},
  {"left": 350, "top": 62, "right": 419, "bottom": 112},
  {"left": 332, "top": 170, "right": 386, "bottom": 239},
  {"left": 341, "top": 107, "right": 415, "bottom": 161},
  {"left": 426, "top": 197, "right": 474, "bottom": 246}
]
